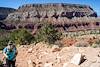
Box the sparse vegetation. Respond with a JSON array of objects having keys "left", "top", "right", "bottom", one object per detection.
[
  {"left": 9, "top": 29, "right": 34, "bottom": 45},
  {"left": 0, "top": 28, "right": 35, "bottom": 50},
  {"left": 0, "top": 22, "right": 62, "bottom": 49},
  {"left": 74, "top": 41, "right": 90, "bottom": 47},
  {"left": 0, "top": 29, "right": 9, "bottom": 50},
  {"left": 91, "top": 39, "right": 100, "bottom": 48},
  {"left": 0, "top": 36, "right": 9, "bottom": 50},
  {"left": 34, "top": 23, "right": 62, "bottom": 44}
]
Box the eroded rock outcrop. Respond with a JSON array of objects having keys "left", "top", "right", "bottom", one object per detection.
[
  {"left": 4, "top": 3, "right": 100, "bottom": 32},
  {"left": 6, "top": 3, "right": 97, "bottom": 22}
]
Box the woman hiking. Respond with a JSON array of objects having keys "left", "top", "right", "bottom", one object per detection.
[{"left": 3, "top": 41, "right": 18, "bottom": 67}]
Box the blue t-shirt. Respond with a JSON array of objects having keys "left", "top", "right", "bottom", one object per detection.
[{"left": 3, "top": 47, "right": 16, "bottom": 61}]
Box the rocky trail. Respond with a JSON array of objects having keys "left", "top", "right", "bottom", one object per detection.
[
  {"left": 0, "top": 42, "right": 100, "bottom": 67},
  {"left": 13, "top": 42, "right": 100, "bottom": 67}
]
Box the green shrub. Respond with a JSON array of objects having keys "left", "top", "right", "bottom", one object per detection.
[
  {"left": 0, "top": 37, "right": 9, "bottom": 50},
  {"left": 0, "top": 29, "right": 9, "bottom": 50},
  {"left": 9, "top": 29, "right": 34, "bottom": 45},
  {"left": 0, "top": 22, "right": 61, "bottom": 49},
  {"left": 34, "top": 23, "right": 61, "bottom": 44},
  {"left": 0, "top": 28, "right": 35, "bottom": 50}
]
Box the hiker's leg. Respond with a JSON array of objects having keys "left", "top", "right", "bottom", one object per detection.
[
  {"left": 6, "top": 59, "right": 11, "bottom": 67},
  {"left": 11, "top": 60, "right": 15, "bottom": 67}
]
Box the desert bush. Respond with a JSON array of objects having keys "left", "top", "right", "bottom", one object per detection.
[
  {"left": 74, "top": 41, "right": 90, "bottom": 47},
  {"left": 0, "top": 29, "right": 9, "bottom": 50},
  {"left": 0, "top": 37, "right": 9, "bottom": 50},
  {"left": 34, "top": 23, "right": 62, "bottom": 44},
  {"left": 9, "top": 29, "right": 34, "bottom": 45},
  {"left": 92, "top": 39, "right": 100, "bottom": 48},
  {"left": 0, "top": 23, "right": 61, "bottom": 49}
]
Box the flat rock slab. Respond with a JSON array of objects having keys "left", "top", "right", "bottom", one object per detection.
[
  {"left": 70, "top": 53, "right": 82, "bottom": 65},
  {"left": 90, "top": 63, "right": 100, "bottom": 67},
  {"left": 63, "top": 63, "right": 80, "bottom": 67}
]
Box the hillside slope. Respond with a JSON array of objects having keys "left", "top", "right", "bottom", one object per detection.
[{"left": 0, "top": 7, "right": 16, "bottom": 20}]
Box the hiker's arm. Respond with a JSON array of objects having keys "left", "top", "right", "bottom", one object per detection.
[
  {"left": 3, "top": 52, "right": 8, "bottom": 58},
  {"left": 3, "top": 48, "right": 8, "bottom": 58}
]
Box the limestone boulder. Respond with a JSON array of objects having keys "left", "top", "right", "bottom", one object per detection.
[{"left": 70, "top": 53, "right": 84, "bottom": 65}]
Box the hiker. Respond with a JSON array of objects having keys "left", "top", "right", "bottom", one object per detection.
[{"left": 3, "top": 41, "right": 18, "bottom": 67}]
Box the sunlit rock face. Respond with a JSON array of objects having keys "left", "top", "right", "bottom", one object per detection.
[
  {"left": 4, "top": 3, "right": 100, "bottom": 32},
  {"left": 6, "top": 3, "right": 97, "bottom": 21}
]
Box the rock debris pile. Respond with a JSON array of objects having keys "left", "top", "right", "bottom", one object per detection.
[{"left": 16, "top": 42, "right": 100, "bottom": 67}]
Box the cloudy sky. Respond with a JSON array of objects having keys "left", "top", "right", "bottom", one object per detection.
[{"left": 0, "top": 0, "right": 100, "bottom": 16}]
